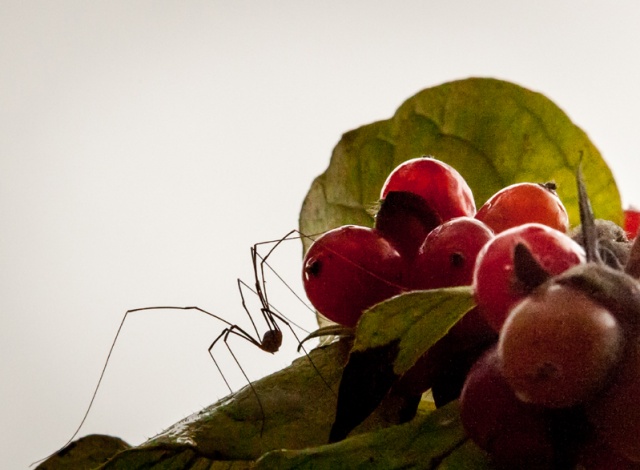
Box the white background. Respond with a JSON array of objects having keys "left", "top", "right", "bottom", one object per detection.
[{"left": 3, "top": 2, "right": 640, "bottom": 468}]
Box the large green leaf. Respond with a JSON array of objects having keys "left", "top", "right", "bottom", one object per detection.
[
  {"left": 98, "top": 340, "right": 354, "bottom": 467},
  {"left": 299, "top": 77, "right": 622, "bottom": 253},
  {"left": 256, "top": 400, "right": 492, "bottom": 470},
  {"left": 354, "top": 287, "right": 475, "bottom": 375},
  {"left": 41, "top": 340, "right": 406, "bottom": 469}
]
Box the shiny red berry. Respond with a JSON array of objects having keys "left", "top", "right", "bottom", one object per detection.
[
  {"left": 473, "top": 223, "right": 585, "bottom": 332},
  {"left": 302, "top": 225, "right": 406, "bottom": 328},
  {"left": 410, "top": 217, "right": 494, "bottom": 289},
  {"left": 380, "top": 156, "right": 476, "bottom": 222},
  {"left": 475, "top": 182, "right": 569, "bottom": 234}
]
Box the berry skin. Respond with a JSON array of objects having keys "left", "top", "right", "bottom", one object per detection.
[
  {"left": 475, "top": 182, "right": 569, "bottom": 234},
  {"left": 409, "top": 216, "right": 497, "bottom": 380},
  {"left": 473, "top": 223, "right": 585, "bottom": 332},
  {"left": 410, "top": 217, "right": 494, "bottom": 289},
  {"left": 380, "top": 156, "right": 476, "bottom": 222},
  {"left": 302, "top": 225, "right": 406, "bottom": 328},
  {"left": 499, "top": 283, "right": 623, "bottom": 408},
  {"left": 460, "top": 347, "right": 555, "bottom": 470},
  {"left": 588, "top": 340, "right": 640, "bottom": 462},
  {"left": 578, "top": 439, "right": 640, "bottom": 469},
  {"left": 624, "top": 208, "right": 640, "bottom": 239}
]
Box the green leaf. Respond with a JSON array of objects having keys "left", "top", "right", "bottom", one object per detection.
[
  {"left": 299, "top": 77, "right": 622, "bottom": 254},
  {"left": 437, "top": 439, "right": 494, "bottom": 469},
  {"left": 255, "top": 400, "right": 492, "bottom": 470},
  {"left": 327, "top": 288, "right": 476, "bottom": 443},
  {"left": 354, "top": 287, "right": 475, "bottom": 375},
  {"left": 42, "top": 341, "right": 404, "bottom": 470},
  {"left": 35, "top": 434, "right": 130, "bottom": 470},
  {"left": 115, "top": 341, "right": 353, "bottom": 463}
]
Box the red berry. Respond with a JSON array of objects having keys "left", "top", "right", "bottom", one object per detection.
[
  {"left": 473, "top": 223, "right": 585, "bottom": 332},
  {"left": 410, "top": 217, "right": 494, "bottom": 289},
  {"left": 578, "top": 438, "right": 640, "bottom": 469},
  {"left": 475, "top": 182, "right": 569, "bottom": 234},
  {"left": 589, "top": 340, "right": 640, "bottom": 462},
  {"left": 624, "top": 208, "right": 640, "bottom": 239},
  {"left": 302, "top": 225, "right": 406, "bottom": 328},
  {"left": 460, "top": 347, "right": 555, "bottom": 469},
  {"left": 380, "top": 156, "right": 476, "bottom": 222},
  {"left": 391, "top": 217, "right": 496, "bottom": 408},
  {"left": 499, "top": 283, "right": 623, "bottom": 408}
]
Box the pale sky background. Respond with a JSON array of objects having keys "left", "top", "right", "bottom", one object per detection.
[{"left": 3, "top": 2, "right": 640, "bottom": 468}]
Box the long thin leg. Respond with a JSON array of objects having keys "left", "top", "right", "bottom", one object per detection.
[
  {"left": 251, "top": 231, "right": 317, "bottom": 318},
  {"left": 252, "top": 229, "right": 300, "bottom": 313},
  {"left": 274, "top": 310, "right": 338, "bottom": 398},
  {"left": 237, "top": 278, "right": 263, "bottom": 340},
  {"left": 243, "top": 295, "right": 338, "bottom": 399},
  {"left": 238, "top": 278, "right": 310, "bottom": 335},
  {"left": 250, "top": 231, "right": 339, "bottom": 396},
  {"left": 207, "top": 325, "right": 270, "bottom": 435},
  {"left": 31, "top": 305, "right": 248, "bottom": 467},
  {"left": 250, "top": 230, "right": 316, "bottom": 333}
]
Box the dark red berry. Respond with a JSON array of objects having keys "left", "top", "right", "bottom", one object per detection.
[
  {"left": 589, "top": 340, "right": 640, "bottom": 462},
  {"left": 374, "top": 191, "right": 441, "bottom": 259},
  {"left": 460, "top": 347, "right": 555, "bottom": 470},
  {"left": 302, "top": 225, "right": 406, "bottom": 327},
  {"left": 578, "top": 438, "right": 640, "bottom": 469},
  {"left": 499, "top": 283, "right": 623, "bottom": 408}
]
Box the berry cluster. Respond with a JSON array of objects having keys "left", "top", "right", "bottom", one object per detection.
[
  {"left": 302, "top": 156, "right": 574, "bottom": 332},
  {"left": 463, "top": 262, "right": 640, "bottom": 468},
  {"left": 302, "top": 156, "right": 482, "bottom": 328},
  {"left": 302, "top": 156, "right": 639, "bottom": 468},
  {"left": 463, "top": 238, "right": 640, "bottom": 470}
]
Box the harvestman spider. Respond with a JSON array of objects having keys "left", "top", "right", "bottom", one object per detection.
[{"left": 35, "top": 230, "right": 333, "bottom": 466}]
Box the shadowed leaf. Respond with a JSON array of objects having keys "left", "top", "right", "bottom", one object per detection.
[
  {"left": 329, "top": 288, "right": 475, "bottom": 442},
  {"left": 328, "top": 341, "right": 400, "bottom": 443},
  {"left": 41, "top": 341, "right": 399, "bottom": 469},
  {"left": 354, "top": 287, "right": 475, "bottom": 375}
]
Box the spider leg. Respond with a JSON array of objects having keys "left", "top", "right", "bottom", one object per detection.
[
  {"left": 252, "top": 231, "right": 317, "bottom": 320},
  {"left": 207, "top": 324, "right": 268, "bottom": 435},
  {"left": 253, "top": 229, "right": 300, "bottom": 312},
  {"left": 250, "top": 230, "right": 318, "bottom": 333},
  {"left": 262, "top": 306, "right": 338, "bottom": 398},
  {"left": 32, "top": 305, "right": 237, "bottom": 466},
  {"left": 237, "top": 277, "right": 268, "bottom": 340},
  {"left": 248, "top": 231, "right": 340, "bottom": 397}
]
